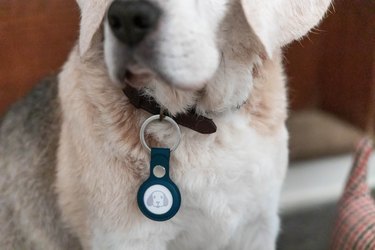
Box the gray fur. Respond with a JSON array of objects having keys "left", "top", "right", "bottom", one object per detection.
[{"left": 0, "top": 76, "right": 81, "bottom": 249}]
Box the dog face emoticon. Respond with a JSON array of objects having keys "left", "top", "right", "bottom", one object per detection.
[
  {"left": 147, "top": 191, "right": 169, "bottom": 208},
  {"left": 143, "top": 184, "right": 173, "bottom": 215}
]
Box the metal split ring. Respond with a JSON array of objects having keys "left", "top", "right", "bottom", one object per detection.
[{"left": 140, "top": 115, "right": 181, "bottom": 152}]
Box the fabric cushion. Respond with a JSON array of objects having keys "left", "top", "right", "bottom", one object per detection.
[
  {"left": 288, "top": 110, "right": 363, "bottom": 161},
  {"left": 331, "top": 138, "right": 375, "bottom": 250}
]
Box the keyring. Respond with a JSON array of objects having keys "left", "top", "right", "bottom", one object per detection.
[{"left": 140, "top": 115, "right": 181, "bottom": 152}]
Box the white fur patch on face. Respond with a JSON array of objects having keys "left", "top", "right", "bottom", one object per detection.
[
  {"left": 104, "top": 0, "right": 229, "bottom": 90},
  {"left": 81, "top": 0, "right": 331, "bottom": 91}
]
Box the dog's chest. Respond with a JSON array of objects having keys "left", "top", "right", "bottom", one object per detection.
[{"left": 165, "top": 114, "right": 288, "bottom": 243}]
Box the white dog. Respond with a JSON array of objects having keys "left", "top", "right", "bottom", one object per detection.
[{"left": 0, "top": 0, "right": 330, "bottom": 249}]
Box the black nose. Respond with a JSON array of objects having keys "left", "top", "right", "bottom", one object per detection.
[{"left": 107, "top": 0, "right": 161, "bottom": 47}]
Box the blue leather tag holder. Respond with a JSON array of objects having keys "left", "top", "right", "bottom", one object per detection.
[{"left": 137, "top": 148, "right": 181, "bottom": 221}]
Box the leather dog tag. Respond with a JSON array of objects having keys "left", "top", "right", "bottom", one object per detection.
[{"left": 137, "top": 148, "right": 181, "bottom": 221}]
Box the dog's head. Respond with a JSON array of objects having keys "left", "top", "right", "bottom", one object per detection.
[
  {"left": 76, "top": 0, "right": 331, "bottom": 91},
  {"left": 147, "top": 191, "right": 169, "bottom": 208}
]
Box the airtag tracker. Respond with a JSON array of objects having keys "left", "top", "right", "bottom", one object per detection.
[{"left": 137, "top": 116, "right": 181, "bottom": 221}]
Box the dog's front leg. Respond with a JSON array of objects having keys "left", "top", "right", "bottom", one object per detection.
[
  {"left": 90, "top": 224, "right": 174, "bottom": 250},
  {"left": 225, "top": 191, "right": 281, "bottom": 250},
  {"left": 91, "top": 235, "right": 169, "bottom": 250},
  {"left": 225, "top": 212, "right": 280, "bottom": 250},
  {"left": 92, "top": 239, "right": 168, "bottom": 250}
]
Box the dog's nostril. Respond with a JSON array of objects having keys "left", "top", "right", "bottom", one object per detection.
[
  {"left": 109, "top": 16, "right": 121, "bottom": 30},
  {"left": 107, "top": 0, "right": 161, "bottom": 46},
  {"left": 133, "top": 15, "right": 151, "bottom": 30}
]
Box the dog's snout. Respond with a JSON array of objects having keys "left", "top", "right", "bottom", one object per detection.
[{"left": 108, "top": 1, "right": 161, "bottom": 47}]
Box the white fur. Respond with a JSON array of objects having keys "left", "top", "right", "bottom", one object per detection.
[
  {"left": 104, "top": 0, "right": 229, "bottom": 90},
  {"left": 241, "top": 0, "right": 332, "bottom": 58}
]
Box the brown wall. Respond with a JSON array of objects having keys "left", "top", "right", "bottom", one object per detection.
[
  {"left": 284, "top": 1, "right": 375, "bottom": 130},
  {"left": 0, "top": 0, "right": 79, "bottom": 115},
  {"left": 317, "top": 1, "right": 375, "bottom": 131}
]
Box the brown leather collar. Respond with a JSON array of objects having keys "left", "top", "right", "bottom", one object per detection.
[{"left": 123, "top": 85, "right": 217, "bottom": 134}]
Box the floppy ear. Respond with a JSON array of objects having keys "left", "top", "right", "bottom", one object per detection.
[
  {"left": 76, "top": 0, "right": 111, "bottom": 56},
  {"left": 163, "top": 193, "right": 169, "bottom": 206},
  {"left": 147, "top": 193, "right": 154, "bottom": 206},
  {"left": 240, "top": 0, "right": 331, "bottom": 58}
]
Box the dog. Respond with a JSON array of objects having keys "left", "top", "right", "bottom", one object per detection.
[{"left": 0, "top": 0, "right": 331, "bottom": 249}]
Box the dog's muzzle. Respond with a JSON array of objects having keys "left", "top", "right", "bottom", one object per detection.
[{"left": 107, "top": 0, "right": 161, "bottom": 47}]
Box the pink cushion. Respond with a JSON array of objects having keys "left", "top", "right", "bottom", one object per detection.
[{"left": 331, "top": 138, "right": 375, "bottom": 250}]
